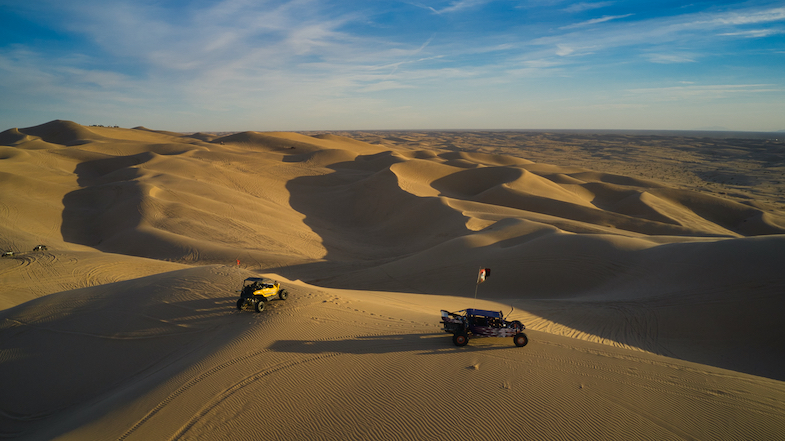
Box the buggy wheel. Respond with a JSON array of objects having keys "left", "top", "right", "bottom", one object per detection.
[
  {"left": 511, "top": 320, "right": 523, "bottom": 328},
  {"left": 453, "top": 333, "right": 469, "bottom": 347},
  {"left": 236, "top": 298, "right": 244, "bottom": 310},
  {"left": 254, "top": 299, "right": 266, "bottom": 313},
  {"left": 278, "top": 289, "right": 288, "bottom": 300},
  {"left": 514, "top": 332, "right": 528, "bottom": 347}
]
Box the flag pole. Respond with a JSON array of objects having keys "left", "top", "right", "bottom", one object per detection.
[
  {"left": 474, "top": 266, "right": 481, "bottom": 309},
  {"left": 474, "top": 267, "right": 492, "bottom": 309}
]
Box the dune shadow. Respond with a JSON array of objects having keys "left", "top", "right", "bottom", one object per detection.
[
  {"left": 0, "top": 272, "right": 268, "bottom": 439},
  {"left": 514, "top": 296, "right": 785, "bottom": 382},
  {"left": 282, "top": 150, "right": 473, "bottom": 268},
  {"left": 61, "top": 153, "right": 152, "bottom": 249},
  {"left": 268, "top": 333, "right": 526, "bottom": 355},
  {"left": 270, "top": 334, "right": 439, "bottom": 355}
]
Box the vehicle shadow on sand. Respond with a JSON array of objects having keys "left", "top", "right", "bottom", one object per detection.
[{"left": 268, "top": 333, "right": 525, "bottom": 355}]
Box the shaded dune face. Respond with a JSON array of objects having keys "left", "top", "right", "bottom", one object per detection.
[
  {"left": 285, "top": 140, "right": 784, "bottom": 268},
  {"left": 286, "top": 154, "right": 475, "bottom": 260},
  {"left": 61, "top": 153, "right": 152, "bottom": 247}
]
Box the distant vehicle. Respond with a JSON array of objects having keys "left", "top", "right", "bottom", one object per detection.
[
  {"left": 33, "top": 245, "right": 47, "bottom": 252},
  {"left": 1, "top": 251, "right": 13, "bottom": 258},
  {"left": 440, "top": 308, "right": 528, "bottom": 347},
  {"left": 236, "top": 277, "right": 288, "bottom": 312}
]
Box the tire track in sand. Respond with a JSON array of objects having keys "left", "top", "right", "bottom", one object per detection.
[
  {"left": 168, "top": 351, "right": 346, "bottom": 440},
  {"left": 117, "top": 343, "right": 342, "bottom": 441}
]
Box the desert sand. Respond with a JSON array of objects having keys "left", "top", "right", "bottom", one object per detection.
[{"left": 1, "top": 120, "right": 784, "bottom": 440}]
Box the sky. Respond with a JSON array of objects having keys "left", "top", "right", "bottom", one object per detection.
[{"left": 1, "top": 0, "right": 784, "bottom": 132}]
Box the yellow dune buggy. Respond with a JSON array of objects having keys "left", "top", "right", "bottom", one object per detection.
[{"left": 236, "top": 277, "right": 288, "bottom": 312}]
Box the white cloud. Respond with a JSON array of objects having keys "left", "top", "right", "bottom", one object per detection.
[
  {"left": 530, "top": 4, "right": 785, "bottom": 66},
  {"left": 567, "top": 103, "right": 648, "bottom": 110},
  {"left": 358, "top": 81, "right": 416, "bottom": 92},
  {"left": 710, "top": 7, "right": 785, "bottom": 25},
  {"left": 720, "top": 28, "right": 784, "bottom": 38},
  {"left": 554, "top": 43, "right": 597, "bottom": 57},
  {"left": 559, "top": 13, "right": 633, "bottom": 29},
  {"left": 646, "top": 53, "right": 696, "bottom": 64},
  {"left": 563, "top": 2, "right": 615, "bottom": 13},
  {"left": 625, "top": 84, "right": 783, "bottom": 101},
  {"left": 556, "top": 44, "right": 575, "bottom": 56},
  {"left": 424, "top": 0, "right": 492, "bottom": 14},
  {"left": 3, "top": 0, "right": 785, "bottom": 131}
]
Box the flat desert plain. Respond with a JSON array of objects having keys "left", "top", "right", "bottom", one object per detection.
[{"left": 1, "top": 120, "right": 784, "bottom": 440}]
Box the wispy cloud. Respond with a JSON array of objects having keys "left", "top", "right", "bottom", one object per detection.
[
  {"left": 358, "top": 81, "right": 416, "bottom": 92},
  {"left": 563, "top": 2, "right": 615, "bottom": 13},
  {"left": 1, "top": 0, "right": 397, "bottom": 123},
  {"left": 416, "top": 0, "right": 491, "bottom": 14},
  {"left": 534, "top": 5, "right": 785, "bottom": 60},
  {"left": 720, "top": 28, "right": 784, "bottom": 38},
  {"left": 646, "top": 53, "right": 696, "bottom": 64},
  {"left": 556, "top": 44, "right": 575, "bottom": 56},
  {"left": 559, "top": 14, "right": 633, "bottom": 29},
  {"left": 2, "top": 0, "right": 784, "bottom": 131},
  {"left": 709, "top": 7, "right": 785, "bottom": 25},
  {"left": 567, "top": 103, "right": 648, "bottom": 111},
  {"left": 626, "top": 84, "right": 782, "bottom": 101}
]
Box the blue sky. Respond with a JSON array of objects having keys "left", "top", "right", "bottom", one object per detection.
[{"left": 1, "top": 0, "right": 783, "bottom": 131}]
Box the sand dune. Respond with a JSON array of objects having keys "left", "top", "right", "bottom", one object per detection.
[{"left": 1, "top": 120, "right": 784, "bottom": 440}]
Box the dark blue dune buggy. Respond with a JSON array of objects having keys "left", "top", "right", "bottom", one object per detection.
[{"left": 440, "top": 308, "right": 528, "bottom": 347}]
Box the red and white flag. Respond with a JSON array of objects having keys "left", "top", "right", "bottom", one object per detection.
[{"left": 477, "top": 268, "right": 491, "bottom": 284}]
